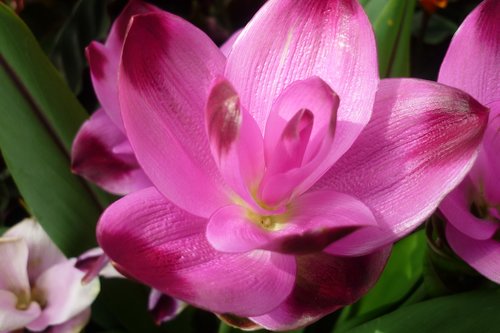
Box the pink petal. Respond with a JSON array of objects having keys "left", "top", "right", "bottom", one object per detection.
[
  {"left": 314, "top": 78, "right": 488, "bottom": 255},
  {"left": 0, "top": 237, "right": 30, "bottom": 296},
  {"left": 148, "top": 289, "right": 186, "bottom": 324},
  {"left": 207, "top": 190, "right": 377, "bottom": 254},
  {"left": 220, "top": 29, "right": 242, "bottom": 57},
  {"left": 439, "top": 178, "right": 498, "bottom": 240},
  {"left": 259, "top": 77, "right": 340, "bottom": 206},
  {"left": 446, "top": 223, "right": 500, "bottom": 283},
  {"left": 97, "top": 187, "right": 296, "bottom": 317},
  {"left": 439, "top": 0, "right": 500, "bottom": 205},
  {"left": 71, "top": 109, "right": 151, "bottom": 195},
  {"left": 205, "top": 78, "right": 264, "bottom": 204},
  {"left": 119, "top": 12, "right": 229, "bottom": 217},
  {"left": 87, "top": 0, "right": 161, "bottom": 130},
  {"left": 250, "top": 247, "right": 391, "bottom": 330},
  {"left": 26, "top": 260, "right": 100, "bottom": 331},
  {"left": 438, "top": 0, "right": 500, "bottom": 109},
  {"left": 225, "top": 0, "right": 379, "bottom": 153},
  {"left": 0, "top": 290, "right": 41, "bottom": 332},
  {"left": 46, "top": 309, "right": 91, "bottom": 333}
]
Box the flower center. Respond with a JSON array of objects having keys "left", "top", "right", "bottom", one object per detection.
[{"left": 245, "top": 209, "right": 288, "bottom": 231}]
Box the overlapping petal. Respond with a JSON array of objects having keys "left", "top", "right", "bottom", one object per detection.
[
  {"left": 446, "top": 224, "right": 500, "bottom": 283},
  {"left": 314, "top": 79, "right": 488, "bottom": 255},
  {"left": 0, "top": 238, "right": 30, "bottom": 296},
  {"left": 97, "top": 187, "right": 296, "bottom": 317},
  {"left": 205, "top": 78, "right": 264, "bottom": 204},
  {"left": 26, "top": 260, "right": 100, "bottom": 331},
  {"left": 3, "top": 219, "right": 65, "bottom": 283},
  {"left": 0, "top": 290, "right": 41, "bottom": 333},
  {"left": 259, "top": 77, "right": 340, "bottom": 206},
  {"left": 226, "top": 0, "right": 379, "bottom": 161},
  {"left": 71, "top": 109, "right": 151, "bottom": 195},
  {"left": 250, "top": 247, "right": 391, "bottom": 331},
  {"left": 87, "top": 0, "right": 161, "bottom": 130},
  {"left": 207, "top": 190, "right": 377, "bottom": 254},
  {"left": 119, "top": 12, "right": 229, "bottom": 217}
]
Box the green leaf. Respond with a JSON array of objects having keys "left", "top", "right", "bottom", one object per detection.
[
  {"left": 0, "top": 3, "right": 112, "bottom": 256},
  {"left": 335, "top": 230, "right": 426, "bottom": 331},
  {"left": 342, "top": 288, "right": 500, "bottom": 333},
  {"left": 363, "top": 0, "right": 417, "bottom": 78},
  {"left": 45, "top": 0, "right": 110, "bottom": 94}
]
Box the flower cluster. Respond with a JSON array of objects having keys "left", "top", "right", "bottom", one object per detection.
[{"left": 66, "top": 0, "right": 497, "bottom": 330}]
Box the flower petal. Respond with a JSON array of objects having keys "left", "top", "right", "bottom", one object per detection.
[
  {"left": 446, "top": 223, "right": 500, "bottom": 283},
  {"left": 207, "top": 190, "right": 377, "bottom": 254},
  {"left": 26, "top": 260, "right": 100, "bottom": 331},
  {"left": 250, "top": 247, "right": 391, "bottom": 331},
  {"left": 439, "top": 178, "right": 498, "bottom": 240},
  {"left": 119, "top": 12, "right": 229, "bottom": 217},
  {"left": 4, "top": 219, "right": 66, "bottom": 284},
  {"left": 205, "top": 78, "right": 264, "bottom": 204},
  {"left": 87, "top": 0, "right": 161, "bottom": 130},
  {"left": 314, "top": 78, "right": 488, "bottom": 255},
  {"left": 148, "top": 289, "right": 186, "bottom": 324},
  {"left": 259, "top": 77, "right": 340, "bottom": 206},
  {"left": 438, "top": 0, "right": 500, "bottom": 108},
  {"left": 97, "top": 187, "right": 296, "bottom": 317},
  {"left": 0, "top": 290, "right": 41, "bottom": 333},
  {"left": 220, "top": 29, "right": 242, "bottom": 57},
  {"left": 71, "top": 109, "right": 151, "bottom": 195},
  {"left": 0, "top": 237, "right": 31, "bottom": 295},
  {"left": 46, "top": 309, "right": 91, "bottom": 333},
  {"left": 225, "top": 0, "right": 379, "bottom": 152}
]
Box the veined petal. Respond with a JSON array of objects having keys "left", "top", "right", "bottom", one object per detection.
[
  {"left": 71, "top": 109, "right": 151, "bottom": 195},
  {"left": 26, "top": 260, "right": 100, "bottom": 332},
  {"left": 4, "top": 219, "right": 65, "bottom": 285},
  {"left": 446, "top": 224, "right": 500, "bottom": 284},
  {"left": 314, "top": 79, "right": 488, "bottom": 255},
  {"left": 87, "top": 0, "right": 161, "bottom": 130},
  {"left": 207, "top": 191, "right": 377, "bottom": 254},
  {"left": 260, "top": 77, "right": 340, "bottom": 206},
  {"left": 438, "top": 0, "right": 500, "bottom": 109},
  {"left": 250, "top": 247, "right": 390, "bottom": 331},
  {"left": 119, "top": 12, "right": 229, "bottom": 217},
  {"left": 205, "top": 78, "right": 265, "bottom": 204},
  {"left": 225, "top": 0, "right": 379, "bottom": 154},
  {"left": 440, "top": 178, "right": 498, "bottom": 240},
  {"left": 97, "top": 187, "right": 296, "bottom": 317},
  {"left": 0, "top": 290, "right": 41, "bottom": 333}
]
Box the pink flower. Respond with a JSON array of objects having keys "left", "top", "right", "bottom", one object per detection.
[
  {"left": 95, "top": 0, "right": 487, "bottom": 330},
  {"left": 438, "top": 0, "right": 500, "bottom": 283},
  {"left": 0, "top": 219, "right": 99, "bottom": 332}
]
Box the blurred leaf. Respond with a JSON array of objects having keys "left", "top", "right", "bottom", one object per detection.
[
  {"left": 413, "top": 11, "right": 458, "bottom": 45},
  {"left": 45, "top": 0, "right": 110, "bottom": 94},
  {"left": 93, "top": 278, "right": 195, "bottom": 333},
  {"left": 335, "top": 230, "right": 426, "bottom": 331},
  {"left": 218, "top": 322, "right": 303, "bottom": 333},
  {"left": 342, "top": 288, "right": 500, "bottom": 333},
  {"left": 363, "top": 0, "right": 417, "bottom": 77},
  {"left": 0, "top": 3, "right": 113, "bottom": 256}
]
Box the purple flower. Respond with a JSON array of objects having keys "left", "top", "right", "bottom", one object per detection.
[
  {"left": 438, "top": 0, "right": 500, "bottom": 283},
  {"left": 91, "top": 0, "right": 487, "bottom": 330},
  {"left": 0, "top": 219, "right": 99, "bottom": 332}
]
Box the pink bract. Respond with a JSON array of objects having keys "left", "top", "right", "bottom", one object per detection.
[
  {"left": 0, "top": 219, "right": 99, "bottom": 332},
  {"left": 95, "top": 0, "right": 487, "bottom": 330},
  {"left": 438, "top": 0, "right": 500, "bottom": 283}
]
